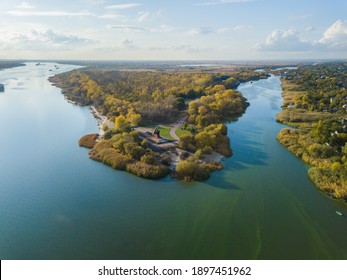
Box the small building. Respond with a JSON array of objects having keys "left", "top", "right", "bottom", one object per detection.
[{"left": 0, "top": 84, "right": 4, "bottom": 92}]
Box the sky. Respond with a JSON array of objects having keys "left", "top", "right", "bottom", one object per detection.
[{"left": 0, "top": 0, "right": 346, "bottom": 61}]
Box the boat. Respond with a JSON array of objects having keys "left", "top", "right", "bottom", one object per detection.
[{"left": 336, "top": 211, "right": 343, "bottom": 216}]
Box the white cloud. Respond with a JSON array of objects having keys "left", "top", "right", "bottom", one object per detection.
[
  {"left": 195, "top": 0, "right": 254, "bottom": 7},
  {"left": 16, "top": 2, "right": 35, "bottom": 9},
  {"left": 105, "top": 3, "right": 142, "bottom": 10},
  {"left": 255, "top": 20, "right": 347, "bottom": 53},
  {"left": 7, "top": 10, "right": 94, "bottom": 17},
  {"left": 137, "top": 10, "right": 164, "bottom": 23},
  {"left": 98, "top": 14, "right": 126, "bottom": 19},
  {"left": 217, "top": 27, "right": 230, "bottom": 33},
  {"left": 94, "top": 39, "right": 137, "bottom": 52},
  {"left": 107, "top": 24, "right": 147, "bottom": 32},
  {"left": 0, "top": 29, "right": 95, "bottom": 51},
  {"left": 233, "top": 25, "right": 253, "bottom": 31},
  {"left": 187, "top": 27, "right": 230, "bottom": 35},
  {"left": 319, "top": 20, "right": 347, "bottom": 49},
  {"left": 150, "top": 25, "right": 175, "bottom": 33},
  {"left": 137, "top": 11, "right": 150, "bottom": 22},
  {"left": 173, "top": 44, "right": 213, "bottom": 53},
  {"left": 255, "top": 28, "right": 311, "bottom": 51},
  {"left": 305, "top": 26, "right": 316, "bottom": 32},
  {"left": 115, "top": 39, "right": 137, "bottom": 50},
  {"left": 187, "top": 27, "right": 214, "bottom": 35}
]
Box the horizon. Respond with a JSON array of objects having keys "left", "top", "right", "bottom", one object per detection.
[{"left": 1, "top": 0, "right": 347, "bottom": 61}]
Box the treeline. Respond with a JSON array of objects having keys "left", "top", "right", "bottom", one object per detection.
[
  {"left": 277, "top": 62, "right": 347, "bottom": 200},
  {"left": 0, "top": 61, "right": 25, "bottom": 70},
  {"left": 179, "top": 123, "right": 232, "bottom": 157},
  {"left": 187, "top": 86, "right": 248, "bottom": 127},
  {"left": 50, "top": 68, "right": 264, "bottom": 125}
]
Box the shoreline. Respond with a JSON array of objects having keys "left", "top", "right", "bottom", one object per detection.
[
  {"left": 90, "top": 106, "right": 114, "bottom": 137},
  {"left": 276, "top": 75, "right": 347, "bottom": 202}
]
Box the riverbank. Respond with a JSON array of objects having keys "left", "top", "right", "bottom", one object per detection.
[{"left": 276, "top": 72, "right": 347, "bottom": 201}]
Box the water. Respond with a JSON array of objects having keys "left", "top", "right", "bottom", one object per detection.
[{"left": 0, "top": 64, "right": 347, "bottom": 260}]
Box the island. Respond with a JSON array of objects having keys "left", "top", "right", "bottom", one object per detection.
[
  {"left": 50, "top": 66, "right": 268, "bottom": 181},
  {"left": 276, "top": 62, "right": 347, "bottom": 201}
]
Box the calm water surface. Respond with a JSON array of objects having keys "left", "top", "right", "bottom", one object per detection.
[{"left": 0, "top": 63, "right": 347, "bottom": 259}]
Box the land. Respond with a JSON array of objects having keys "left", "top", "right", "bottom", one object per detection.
[
  {"left": 276, "top": 62, "right": 347, "bottom": 200},
  {"left": 0, "top": 61, "right": 25, "bottom": 70},
  {"left": 50, "top": 65, "right": 268, "bottom": 181}
]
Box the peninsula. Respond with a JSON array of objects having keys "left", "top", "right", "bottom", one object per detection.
[{"left": 50, "top": 66, "right": 268, "bottom": 180}]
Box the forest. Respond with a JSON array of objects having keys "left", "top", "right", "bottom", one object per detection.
[
  {"left": 0, "top": 61, "right": 24, "bottom": 70},
  {"left": 51, "top": 68, "right": 266, "bottom": 180},
  {"left": 277, "top": 62, "right": 347, "bottom": 200}
]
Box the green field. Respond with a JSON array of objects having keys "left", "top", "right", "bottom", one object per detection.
[{"left": 158, "top": 126, "right": 175, "bottom": 141}]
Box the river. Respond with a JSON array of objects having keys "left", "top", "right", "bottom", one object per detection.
[{"left": 0, "top": 63, "right": 346, "bottom": 259}]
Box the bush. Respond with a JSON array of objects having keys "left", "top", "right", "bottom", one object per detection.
[
  {"left": 175, "top": 157, "right": 211, "bottom": 181},
  {"left": 79, "top": 134, "right": 99, "bottom": 149},
  {"left": 126, "top": 162, "right": 169, "bottom": 179}
]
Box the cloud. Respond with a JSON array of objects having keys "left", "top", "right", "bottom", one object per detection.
[
  {"left": 107, "top": 24, "right": 147, "bottom": 32},
  {"left": 254, "top": 28, "right": 311, "bottom": 51},
  {"left": 195, "top": 0, "right": 254, "bottom": 6},
  {"left": 217, "top": 27, "right": 230, "bottom": 33},
  {"left": 137, "top": 10, "right": 164, "bottom": 23},
  {"left": 98, "top": 14, "right": 126, "bottom": 19},
  {"left": 137, "top": 11, "right": 150, "bottom": 22},
  {"left": 16, "top": 2, "right": 35, "bottom": 9},
  {"left": 105, "top": 3, "right": 142, "bottom": 10},
  {"left": 187, "top": 27, "right": 214, "bottom": 35},
  {"left": 150, "top": 25, "right": 175, "bottom": 33},
  {"left": 173, "top": 44, "right": 213, "bottom": 53},
  {"left": 94, "top": 39, "right": 137, "bottom": 52},
  {"left": 233, "top": 25, "right": 253, "bottom": 31},
  {"left": 255, "top": 20, "right": 347, "bottom": 52},
  {"left": 7, "top": 10, "right": 93, "bottom": 17},
  {"left": 187, "top": 26, "right": 230, "bottom": 35},
  {"left": 0, "top": 29, "right": 95, "bottom": 51},
  {"left": 319, "top": 20, "right": 347, "bottom": 49},
  {"left": 115, "top": 39, "right": 137, "bottom": 50},
  {"left": 305, "top": 26, "right": 316, "bottom": 32}
]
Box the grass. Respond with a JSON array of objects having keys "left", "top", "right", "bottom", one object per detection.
[
  {"left": 175, "top": 128, "right": 192, "bottom": 138},
  {"left": 158, "top": 126, "right": 175, "bottom": 141},
  {"left": 281, "top": 79, "right": 306, "bottom": 104}
]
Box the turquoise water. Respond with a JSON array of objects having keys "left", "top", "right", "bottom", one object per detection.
[{"left": 0, "top": 63, "right": 346, "bottom": 259}]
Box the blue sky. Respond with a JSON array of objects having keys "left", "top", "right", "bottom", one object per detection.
[{"left": 0, "top": 0, "right": 346, "bottom": 60}]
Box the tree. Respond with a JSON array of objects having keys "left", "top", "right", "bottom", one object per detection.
[
  {"left": 126, "top": 109, "right": 142, "bottom": 127},
  {"left": 115, "top": 114, "right": 128, "bottom": 131},
  {"left": 124, "top": 142, "right": 146, "bottom": 160}
]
